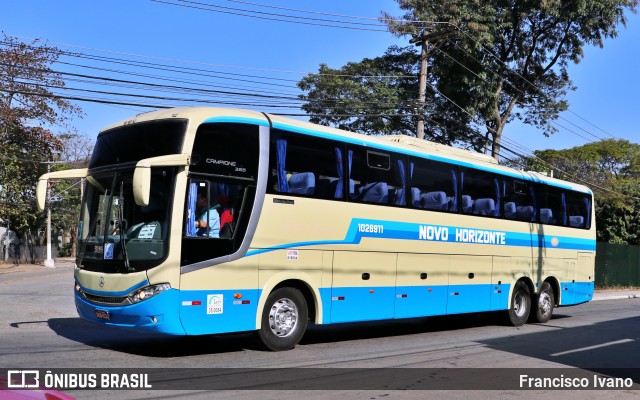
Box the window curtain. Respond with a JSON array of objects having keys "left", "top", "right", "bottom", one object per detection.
[
  {"left": 347, "top": 149, "right": 354, "bottom": 197},
  {"left": 450, "top": 169, "right": 458, "bottom": 212},
  {"left": 561, "top": 192, "right": 567, "bottom": 226},
  {"left": 334, "top": 147, "right": 343, "bottom": 198},
  {"left": 186, "top": 182, "right": 198, "bottom": 237},
  {"left": 397, "top": 159, "right": 406, "bottom": 205},
  {"left": 276, "top": 139, "right": 289, "bottom": 193},
  {"left": 529, "top": 186, "right": 537, "bottom": 222},
  {"left": 584, "top": 196, "right": 592, "bottom": 229},
  {"left": 493, "top": 178, "right": 501, "bottom": 217}
]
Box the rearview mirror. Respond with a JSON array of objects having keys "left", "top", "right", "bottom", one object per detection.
[
  {"left": 36, "top": 168, "right": 88, "bottom": 210},
  {"left": 133, "top": 154, "right": 190, "bottom": 206}
]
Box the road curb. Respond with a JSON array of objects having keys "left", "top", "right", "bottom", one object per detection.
[{"left": 592, "top": 293, "right": 640, "bottom": 301}]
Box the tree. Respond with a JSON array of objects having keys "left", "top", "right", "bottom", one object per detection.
[
  {"left": 0, "top": 125, "right": 62, "bottom": 233},
  {"left": 298, "top": 45, "right": 484, "bottom": 149},
  {"left": 520, "top": 139, "right": 640, "bottom": 244},
  {"left": 50, "top": 132, "right": 94, "bottom": 256},
  {"left": 0, "top": 34, "right": 81, "bottom": 138},
  {"left": 383, "top": 0, "right": 638, "bottom": 160},
  {"left": 0, "top": 34, "right": 83, "bottom": 254}
]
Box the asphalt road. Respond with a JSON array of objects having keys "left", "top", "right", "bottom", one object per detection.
[{"left": 0, "top": 263, "right": 639, "bottom": 399}]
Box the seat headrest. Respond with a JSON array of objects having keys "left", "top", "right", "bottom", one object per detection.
[{"left": 289, "top": 172, "right": 315, "bottom": 195}]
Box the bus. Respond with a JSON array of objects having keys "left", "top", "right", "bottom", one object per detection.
[{"left": 37, "top": 107, "right": 595, "bottom": 351}]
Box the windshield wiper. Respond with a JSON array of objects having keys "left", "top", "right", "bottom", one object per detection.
[{"left": 118, "top": 181, "right": 134, "bottom": 272}]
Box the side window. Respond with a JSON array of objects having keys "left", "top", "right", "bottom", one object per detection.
[
  {"left": 409, "top": 157, "right": 458, "bottom": 212},
  {"left": 503, "top": 179, "right": 535, "bottom": 222},
  {"left": 567, "top": 192, "right": 591, "bottom": 229},
  {"left": 185, "top": 178, "right": 246, "bottom": 239},
  {"left": 190, "top": 123, "right": 259, "bottom": 179},
  {"left": 269, "top": 130, "right": 344, "bottom": 199},
  {"left": 537, "top": 185, "right": 565, "bottom": 226},
  {"left": 460, "top": 168, "right": 501, "bottom": 217},
  {"left": 347, "top": 147, "right": 406, "bottom": 206}
]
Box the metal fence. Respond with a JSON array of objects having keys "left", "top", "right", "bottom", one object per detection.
[{"left": 596, "top": 242, "right": 640, "bottom": 288}]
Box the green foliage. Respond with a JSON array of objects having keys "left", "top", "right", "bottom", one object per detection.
[
  {"left": 523, "top": 139, "right": 640, "bottom": 244},
  {"left": 0, "top": 125, "right": 62, "bottom": 232},
  {"left": 384, "top": 0, "right": 637, "bottom": 159},
  {"left": 0, "top": 35, "right": 84, "bottom": 241},
  {"left": 298, "top": 45, "right": 483, "bottom": 149}
]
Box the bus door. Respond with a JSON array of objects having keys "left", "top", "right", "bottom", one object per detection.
[{"left": 330, "top": 251, "right": 396, "bottom": 323}]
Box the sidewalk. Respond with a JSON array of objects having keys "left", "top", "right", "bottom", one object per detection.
[
  {"left": 0, "top": 257, "right": 75, "bottom": 274},
  {"left": 592, "top": 288, "right": 640, "bottom": 301}
]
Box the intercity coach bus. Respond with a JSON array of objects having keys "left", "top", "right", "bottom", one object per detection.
[{"left": 37, "top": 107, "right": 595, "bottom": 351}]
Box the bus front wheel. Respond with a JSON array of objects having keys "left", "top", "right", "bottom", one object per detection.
[
  {"left": 256, "top": 287, "right": 308, "bottom": 351},
  {"left": 508, "top": 281, "right": 531, "bottom": 326},
  {"left": 531, "top": 281, "right": 555, "bottom": 323}
]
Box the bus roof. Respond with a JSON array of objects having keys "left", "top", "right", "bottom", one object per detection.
[{"left": 101, "top": 106, "right": 592, "bottom": 195}]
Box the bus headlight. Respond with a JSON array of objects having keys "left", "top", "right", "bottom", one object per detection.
[{"left": 129, "top": 283, "right": 171, "bottom": 304}]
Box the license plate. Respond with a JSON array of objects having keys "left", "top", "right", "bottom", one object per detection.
[{"left": 95, "top": 310, "right": 110, "bottom": 320}]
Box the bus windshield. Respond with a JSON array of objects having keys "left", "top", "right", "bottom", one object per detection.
[
  {"left": 77, "top": 167, "right": 176, "bottom": 273},
  {"left": 75, "top": 118, "right": 186, "bottom": 273}
]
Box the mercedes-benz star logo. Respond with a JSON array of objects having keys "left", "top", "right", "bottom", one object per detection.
[{"left": 99, "top": 277, "right": 105, "bottom": 287}]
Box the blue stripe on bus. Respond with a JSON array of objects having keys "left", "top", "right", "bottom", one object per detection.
[
  {"left": 320, "top": 283, "right": 511, "bottom": 324},
  {"left": 75, "top": 288, "right": 187, "bottom": 335},
  {"left": 76, "top": 282, "right": 593, "bottom": 335},
  {"left": 178, "top": 288, "right": 261, "bottom": 335},
  {"left": 246, "top": 218, "right": 596, "bottom": 257},
  {"left": 270, "top": 121, "right": 590, "bottom": 194},
  {"left": 560, "top": 281, "right": 594, "bottom": 306},
  {"left": 203, "top": 116, "right": 270, "bottom": 126}
]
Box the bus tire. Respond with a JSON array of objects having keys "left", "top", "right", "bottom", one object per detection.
[
  {"left": 256, "top": 287, "right": 308, "bottom": 351},
  {"left": 508, "top": 280, "right": 531, "bottom": 326},
  {"left": 531, "top": 281, "right": 554, "bottom": 323}
]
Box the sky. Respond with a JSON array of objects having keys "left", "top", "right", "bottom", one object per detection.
[{"left": 1, "top": 0, "right": 639, "bottom": 159}]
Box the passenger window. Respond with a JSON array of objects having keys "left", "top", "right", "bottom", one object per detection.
[
  {"left": 460, "top": 168, "right": 500, "bottom": 217},
  {"left": 409, "top": 157, "right": 458, "bottom": 212},
  {"left": 268, "top": 130, "right": 343, "bottom": 199},
  {"left": 537, "top": 185, "right": 565, "bottom": 226},
  {"left": 503, "top": 179, "right": 535, "bottom": 222},
  {"left": 567, "top": 192, "right": 591, "bottom": 229},
  {"left": 348, "top": 147, "right": 405, "bottom": 205}
]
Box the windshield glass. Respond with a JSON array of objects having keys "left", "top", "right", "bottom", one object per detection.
[
  {"left": 77, "top": 168, "right": 175, "bottom": 273},
  {"left": 90, "top": 119, "right": 186, "bottom": 168}
]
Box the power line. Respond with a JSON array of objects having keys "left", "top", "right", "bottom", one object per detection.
[
  {"left": 1, "top": 15, "right": 629, "bottom": 195},
  {"left": 150, "top": 0, "right": 389, "bottom": 32}
]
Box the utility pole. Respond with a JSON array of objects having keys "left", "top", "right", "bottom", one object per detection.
[
  {"left": 410, "top": 27, "right": 457, "bottom": 141},
  {"left": 416, "top": 38, "right": 429, "bottom": 140},
  {"left": 44, "top": 163, "right": 55, "bottom": 268}
]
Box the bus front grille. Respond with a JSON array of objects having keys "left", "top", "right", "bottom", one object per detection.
[{"left": 82, "top": 292, "right": 130, "bottom": 305}]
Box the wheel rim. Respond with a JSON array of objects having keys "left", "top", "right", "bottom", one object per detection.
[
  {"left": 539, "top": 291, "right": 552, "bottom": 315},
  {"left": 268, "top": 297, "right": 298, "bottom": 337},
  {"left": 514, "top": 290, "right": 527, "bottom": 317}
]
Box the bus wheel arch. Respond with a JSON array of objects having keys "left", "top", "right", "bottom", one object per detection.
[{"left": 507, "top": 279, "right": 533, "bottom": 326}]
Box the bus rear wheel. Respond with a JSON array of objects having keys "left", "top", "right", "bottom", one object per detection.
[
  {"left": 507, "top": 280, "right": 531, "bottom": 326},
  {"left": 531, "top": 281, "right": 555, "bottom": 323},
  {"left": 256, "top": 287, "right": 308, "bottom": 351}
]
